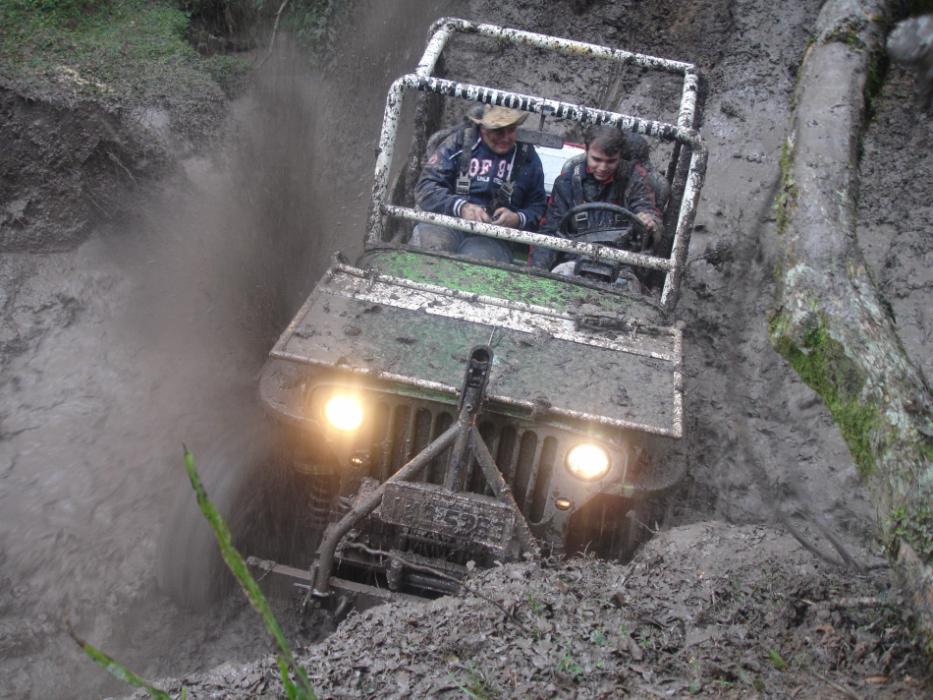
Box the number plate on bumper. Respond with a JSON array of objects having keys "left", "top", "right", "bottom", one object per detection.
[{"left": 380, "top": 482, "right": 517, "bottom": 556}]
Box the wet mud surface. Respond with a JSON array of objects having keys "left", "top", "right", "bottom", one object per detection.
[
  {"left": 1, "top": 1, "right": 930, "bottom": 698},
  {"left": 143, "top": 523, "right": 924, "bottom": 699},
  {"left": 857, "top": 63, "right": 933, "bottom": 383}
]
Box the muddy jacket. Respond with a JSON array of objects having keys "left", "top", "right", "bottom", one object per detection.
[
  {"left": 531, "top": 155, "right": 662, "bottom": 269},
  {"left": 415, "top": 131, "right": 547, "bottom": 231}
]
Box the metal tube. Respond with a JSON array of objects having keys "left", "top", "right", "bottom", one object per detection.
[
  {"left": 367, "top": 77, "right": 406, "bottom": 244},
  {"left": 383, "top": 205, "right": 673, "bottom": 272},
  {"left": 671, "top": 324, "right": 684, "bottom": 439},
  {"left": 677, "top": 70, "right": 700, "bottom": 131},
  {"left": 415, "top": 22, "right": 454, "bottom": 77},
  {"left": 401, "top": 73, "right": 700, "bottom": 146},
  {"left": 312, "top": 422, "right": 462, "bottom": 596},
  {"left": 443, "top": 403, "right": 473, "bottom": 491},
  {"left": 660, "top": 146, "right": 708, "bottom": 310},
  {"left": 432, "top": 18, "right": 695, "bottom": 75}
]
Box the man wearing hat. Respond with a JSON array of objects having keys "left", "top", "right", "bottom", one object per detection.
[{"left": 411, "top": 105, "right": 547, "bottom": 264}]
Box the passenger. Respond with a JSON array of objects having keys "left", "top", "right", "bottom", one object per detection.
[
  {"left": 411, "top": 105, "right": 547, "bottom": 264},
  {"left": 531, "top": 125, "right": 663, "bottom": 291}
]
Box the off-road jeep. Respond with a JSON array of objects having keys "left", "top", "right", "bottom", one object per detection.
[{"left": 252, "top": 18, "right": 707, "bottom": 603}]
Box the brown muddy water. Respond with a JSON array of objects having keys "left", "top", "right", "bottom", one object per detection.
[{"left": 0, "top": 3, "right": 456, "bottom": 698}]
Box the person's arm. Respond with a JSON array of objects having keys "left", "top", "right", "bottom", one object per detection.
[
  {"left": 624, "top": 162, "right": 663, "bottom": 243},
  {"left": 414, "top": 138, "right": 469, "bottom": 218},
  {"left": 529, "top": 174, "right": 572, "bottom": 269},
  {"left": 512, "top": 152, "right": 547, "bottom": 231}
]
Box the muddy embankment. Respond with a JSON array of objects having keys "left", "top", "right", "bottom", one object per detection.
[
  {"left": 0, "top": 2, "right": 456, "bottom": 698},
  {"left": 1, "top": 0, "right": 930, "bottom": 698}
]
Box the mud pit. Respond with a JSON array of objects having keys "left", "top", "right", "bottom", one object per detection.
[{"left": 1, "top": 1, "right": 930, "bottom": 699}]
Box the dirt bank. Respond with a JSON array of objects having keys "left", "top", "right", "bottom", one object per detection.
[
  {"left": 141, "top": 523, "right": 925, "bottom": 699},
  {"left": 0, "top": 2, "right": 456, "bottom": 698},
  {"left": 1, "top": 0, "right": 930, "bottom": 698}
]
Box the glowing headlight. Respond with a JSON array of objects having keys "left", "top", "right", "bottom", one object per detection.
[
  {"left": 565, "top": 443, "right": 610, "bottom": 481},
  {"left": 323, "top": 394, "right": 364, "bottom": 432}
]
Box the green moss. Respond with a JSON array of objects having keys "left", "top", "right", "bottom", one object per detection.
[
  {"left": 861, "top": 28, "right": 891, "bottom": 132},
  {"left": 774, "top": 139, "right": 798, "bottom": 235},
  {"left": 202, "top": 52, "right": 251, "bottom": 96},
  {"left": 890, "top": 502, "right": 933, "bottom": 564},
  {"left": 770, "top": 312, "right": 879, "bottom": 478},
  {"left": 0, "top": 0, "right": 222, "bottom": 105},
  {"left": 822, "top": 17, "right": 868, "bottom": 50}
]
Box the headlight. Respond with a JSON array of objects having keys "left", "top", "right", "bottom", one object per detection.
[
  {"left": 323, "top": 393, "right": 364, "bottom": 432},
  {"left": 565, "top": 443, "right": 610, "bottom": 480}
]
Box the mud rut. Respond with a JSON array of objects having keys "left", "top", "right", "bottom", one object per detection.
[{"left": 0, "top": 1, "right": 928, "bottom": 698}]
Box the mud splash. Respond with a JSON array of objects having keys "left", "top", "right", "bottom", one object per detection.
[{"left": 0, "top": 3, "right": 455, "bottom": 698}]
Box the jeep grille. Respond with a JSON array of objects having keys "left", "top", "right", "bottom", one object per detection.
[{"left": 363, "top": 396, "right": 557, "bottom": 524}]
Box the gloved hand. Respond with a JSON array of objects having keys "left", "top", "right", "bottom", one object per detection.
[{"left": 635, "top": 212, "right": 661, "bottom": 249}]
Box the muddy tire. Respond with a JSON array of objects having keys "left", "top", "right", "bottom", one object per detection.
[{"left": 564, "top": 493, "right": 668, "bottom": 562}]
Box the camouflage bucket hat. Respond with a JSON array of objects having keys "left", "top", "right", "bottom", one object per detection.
[{"left": 468, "top": 105, "right": 529, "bottom": 129}]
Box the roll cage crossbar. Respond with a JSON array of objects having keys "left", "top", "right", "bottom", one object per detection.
[{"left": 366, "top": 17, "right": 708, "bottom": 312}]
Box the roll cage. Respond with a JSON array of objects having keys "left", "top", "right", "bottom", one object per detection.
[{"left": 366, "top": 17, "right": 708, "bottom": 312}]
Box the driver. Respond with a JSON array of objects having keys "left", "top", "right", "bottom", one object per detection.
[
  {"left": 530, "top": 125, "right": 662, "bottom": 289},
  {"left": 411, "top": 105, "right": 547, "bottom": 264}
]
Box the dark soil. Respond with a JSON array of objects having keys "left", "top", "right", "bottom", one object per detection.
[
  {"left": 1, "top": 1, "right": 930, "bottom": 699},
  {"left": 142, "top": 523, "right": 926, "bottom": 699}
]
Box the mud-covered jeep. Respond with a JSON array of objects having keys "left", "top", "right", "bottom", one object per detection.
[{"left": 253, "top": 19, "right": 706, "bottom": 602}]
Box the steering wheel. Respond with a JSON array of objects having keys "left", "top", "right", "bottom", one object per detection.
[{"left": 557, "top": 202, "right": 650, "bottom": 252}]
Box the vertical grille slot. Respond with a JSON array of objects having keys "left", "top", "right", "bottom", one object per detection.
[
  {"left": 495, "top": 426, "right": 518, "bottom": 483},
  {"left": 387, "top": 405, "right": 412, "bottom": 479},
  {"left": 412, "top": 408, "right": 433, "bottom": 457},
  {"left": 513, "top": 431, "right": 539, "bottom": 510},
  {"left": 370, "top": 402, "right": 391, "bottom": 479},
  {"left": 427, "top": 411, "right": 454, "bottom": 484},
  {"left": 529, "top": 437, "right": 557, "bottom": 523}
]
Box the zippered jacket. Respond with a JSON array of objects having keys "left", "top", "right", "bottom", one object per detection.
[
  {"left": 415, "top": 132, "right": 547, "bottom": 231},
  {"left": 531, "top": 155, "right": 662, "bottom": 269}
]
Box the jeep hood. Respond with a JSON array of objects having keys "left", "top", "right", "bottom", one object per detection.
[{"left": 270, "top": 262, "right": 683, "bottom": 438}]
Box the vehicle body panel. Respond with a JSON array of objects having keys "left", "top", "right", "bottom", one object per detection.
[{"left": 271, "top": 260, "right": 681, "bottom": 436}]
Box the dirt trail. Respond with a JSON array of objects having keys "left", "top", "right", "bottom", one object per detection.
[{"left": 0, "top": 1, "right": 929, "bottom": 698}]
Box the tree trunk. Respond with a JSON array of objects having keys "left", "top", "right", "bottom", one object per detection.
[{"left": 770, "top": 0, "right": 933, "bottom": 651}]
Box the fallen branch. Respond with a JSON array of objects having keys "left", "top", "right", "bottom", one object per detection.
[
  {"left": 107, "top": 151, "right": 137, "bottom": 186},
  {"left": 809, "top": 670, "right": 862, "bottom": 700},
  {"left": 256, "top": 0, "right": 291, "bottom": 69},
  {"left": 810, "top": 513, "right": 867, "bottom": 573},
  {"left": 801, "top": 596, "right": 886, "bottom": 611},
  {"left": 776, "top": 509, "right": 848, "bottom": 570}
]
